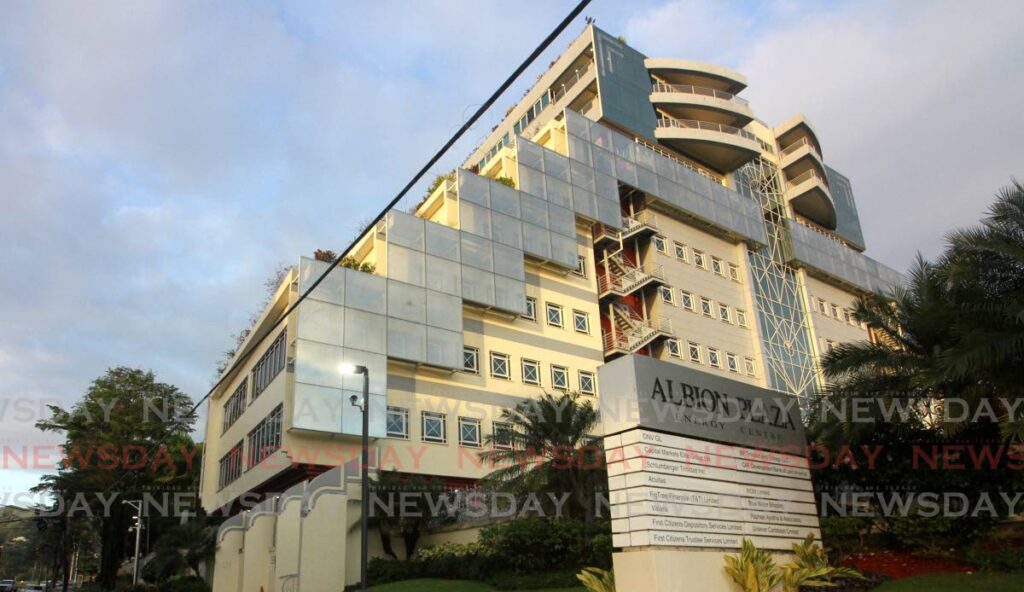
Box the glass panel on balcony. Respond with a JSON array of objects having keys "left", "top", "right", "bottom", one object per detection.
[
  {"left": 491, "top": 211, "right": 523, "bottom": 249},
  {"left": 388, "top": 317, "right": 427, "bottom": 363},
  {"left": 543, "top": 150, "right": 570, "bottom": 182},
  {"left": 522, "top": 223, "right": 551, "bottom": 259},
  {"left": 567, "top": 135, "right": 592, "bottom": 165},
  {"left": 339, "top": 348, "right": 387, "bottom": 395},
  {"left": 461, "top": 232, "right": 493, "bottom": 271},
  {"left": 294, "top": 340, "right": 344, "bottom": 389},
  {"left": 635, "top": 144, "right": 657, "bottom": 171},
  {"left": 344, "top": 267, "right": 387, "bottom": 314},
  {"left": 550, "top": 233, "right": 579, "bottom": 268},
  {"left": 597, "top": 198, "right": 621, "bottom": 228},
  {"left": 572, "top": 187, "right": 597, "bottom": 221},
  {"left": 490, "top": 182, "right": 521, "bottom": 217},
  {"left": 426, "top": 289, "right": 462, "bottom": 332},
  {"left": 293, "top": 382, "right": 341, "bottom": 433},
  {"left": 521, "top": 193, "right": 549, "bottom": 228},
  {"left": 299, "top": 257, "right": 345, "bottom": 306},
  {"left": 565, "top": 109, "right": 590, "bottom": 140},
  {"left": 425, "top": 221, "right": 460, "bottom": 261},
  {"left": 425, "top": 254, "right": 461, "bottom": 296},
  {"left": 461, "top": 265, "right": 495, "bottom": 307},
  {"left": 595, "top": 171, "right": 618, "bottom": 202},
  {"left": 615, "top": 157, "right": 637, "bottom": 187},
  {"left": 548, "top": 203, "right": 576, "bottom": 238},
  {"left": 546, "top": 176, "right": 572, "bottom": 209},
  {"left": 297, "top": 299, "right": 345, "bottom": 347},
  {"left": 387, "top": 211, "right": 425, "bottom": 250},
  {"left": 654, "top": 153, "right": 676, "bottom": 181},
  {"left": 612, "top": 133, "right": 634, "bottom": 161},
  {"left": 458, "top": 171, "right": 490, "bottom": 208},
  {"left": 590, "top": 122, "right": 613, "bottom": 150},
  {"left": 591, "top": 146, "right": 615, "bottom": 177},
  {"left": 569, "top": 159, "right": 595, "bottom": 192},
  {"left": 636, "top": 167, "right": 658, "bottom": 195},
  {"left": 492, "top": 242, "right": 525, "bottom": 281},
  {"left": 387, "top": 279, "right": 426, "bottom": 323},
  {"left": 387, "top": 243, "right": 426, "bottom": 287},
  {"left": 519, "top": 164, "right": 546, "bottom": 199},
  {"left": 426, "top": 327, "right": 462, "bottom": 368},
  {"left": 494, "top": 276, "right": 527, "bottom": 315},
  {"left": 459, "top": 200, "right": 491, "bottom": 239},
  {"left": 344, "top": 308, "right": 387, "bottom": 354},
  {"left": 517, "top": 138, "right": 544, "bottom": 170}
]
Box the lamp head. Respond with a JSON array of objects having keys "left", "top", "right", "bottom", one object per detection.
[{"left": 338, "top": 363, "right": 368, "bottom": 375}]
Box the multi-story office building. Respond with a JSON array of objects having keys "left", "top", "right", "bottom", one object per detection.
[{"left": 202, "top": 24, "right": 902, "bottom": 591}]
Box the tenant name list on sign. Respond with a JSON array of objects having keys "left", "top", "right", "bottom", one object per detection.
[{"left": 597, "top": 354, "right": 821, "bottom": 551}]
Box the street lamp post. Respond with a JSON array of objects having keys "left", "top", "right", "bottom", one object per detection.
[
  {"left": 341, "top": 363, "right": 370, "bottom": 592},
  {"left": 122, "top": 500, "right": 143, "bottom": 586}
]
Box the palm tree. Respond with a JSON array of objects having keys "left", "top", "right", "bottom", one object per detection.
[{"left": 478, "top": 393, "right": 605, "bottom": 521}]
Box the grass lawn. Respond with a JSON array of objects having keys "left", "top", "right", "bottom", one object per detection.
[
  {"left": 871, "top": 572, "right": 1024, "bottom": 591},
  {"left": 369, "top": 579, "right": 585, "bottom": 592}
]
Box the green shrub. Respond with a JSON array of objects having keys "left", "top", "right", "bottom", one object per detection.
[
  {"left": 966, "top": 546, "right": 1024, "bottom": 572},
  {"left": 368, "top": 557, "right": 424, "bottom": 584},
  {"left": 113, "top": 585, "right": 154, "bottom": 592},
  {"left": 485, "top": 569, "right": 580, "bottom": 590},
  {"left": 478, "top": 518, "right": 611, "bottom": 574},
  {"left": 820, "top": 515, "right": 873, "bottom": 557},
  {"left": 157, "top": 576, "right": 209, "bottom": 592},
  {"left": 887, "top": 513, "right": 957, "bottom": 552}
]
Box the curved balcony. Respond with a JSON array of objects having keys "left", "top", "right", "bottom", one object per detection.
[
  {"left": 774, "top": 114, "right": 823, "bottom": 159},
  {"left": 650, "top": 82, "right": 754, "bottom": 127},
  {"left": 779, "top": 137, "right": 826, "bottom": 179},
  {"left": 786, "top": 169, "right": 837, "bottom": 230},
  {"left": 644, "top": 58, "right": 747, "bottom": 94},
  {"left": 654, "top": 116, "right": 760, "bottom": 173}
]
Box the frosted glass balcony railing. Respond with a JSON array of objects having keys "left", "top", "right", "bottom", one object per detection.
[
  {"left": 788, "top": 222, "right": 903, "bottom": 293},
  {"left": 780, "top": 136, "right": 821, "bottom": 159},
  {"left": 655, "top": 116, "right": 759, "bottom": 142},
  {"left": 787, "top": 168, "right": 828, "bottom": 187},
  {"left": 651, "top": 82, "right": 749, "bottom": 106}
]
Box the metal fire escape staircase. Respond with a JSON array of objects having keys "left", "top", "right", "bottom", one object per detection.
[{"left": 603, "top": 302, "right": 672, "bottom": 357}]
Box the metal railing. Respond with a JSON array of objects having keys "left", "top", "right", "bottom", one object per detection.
[
  {"left": 603, "top": 316, "right": 673, "bottom": 352},
  {"left": 624, "top": 209, "right": 660, "bottom": 232},
  {"left": 779, "top": 136, "right": 821, "bottom": 158},
  {"left": 656, "top": 116, "right": 759, "bottom": 143},
  {"left": 787, "top": 168, "right": 827, "bottom": 187},
  {"left": 651, "top": 82, "right": 749, "bottom": 106},
  {"left": 632, "top": 137, "right": 724, "bottom": 184},
  {"left": 598, "top": 258, "right": 665, "bottom": 295}
]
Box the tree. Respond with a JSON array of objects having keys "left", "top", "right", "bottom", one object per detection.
[
  {"left": 478, "top": 393, "right": 605, "bottom": 521},
  {"left": 367, "top": 471, "right": 453, "bottom": 560},
  {"left": 36, "top": 367, "right": 199, "bottom": 589},
  {"left": 142, "top": 520, "right": 217, "bottom": 583}
]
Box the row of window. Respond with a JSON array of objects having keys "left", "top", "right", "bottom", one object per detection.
[
  {"left": 652, "top": 236, "right": 742, "bottom": 283},
  {"left": 665, "top": 339, "right": 757, "bottom": 376},
  {"left": 522, "top": 297, "right": 591, "bottom": 333},
  {"left": 658, "top": 286, "right": 749, "bottom": 328},
  {"left": 462, "top": 346, "right": 596, "bottom": 394},
  {"left": 221, "top": 332, "right": 288, "bottom": 434},
  {"left": 386, "top": 406, "right": 515, "bottom": 448},
  {"left": 217, "top": 404, "right": 283, "bottom": 490},
  {"left": 813, "top": 297, "right": 865, "bottom": 328}
]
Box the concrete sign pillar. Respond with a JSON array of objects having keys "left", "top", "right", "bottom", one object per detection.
[{"left": 597, "top": 354, "right": 820, "bottom": 591}]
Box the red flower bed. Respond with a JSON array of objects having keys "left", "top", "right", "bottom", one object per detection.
[{"left": 842, "top": 550, "right": 973, "bottom": 580}]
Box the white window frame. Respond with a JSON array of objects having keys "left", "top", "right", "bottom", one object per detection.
[
  {"left": 744, "top": 357, "right": 756, "bottom": 376},
  {"left": 493, "top": 421, "right": 514, "bottom": 450},
  {"left": 490, "top": 352, "right": 510, "bottom": 379},
  {"left": 386, "top": 406, "right": 409, "bottom": 439},
  {"left": 573, "top": 310, "right": 590, "bottom": 334},
  {"left": 573, "top": 254, "right": 587, "bottom": 277},
  {"left": 653, "top": 235, "right": 668, "bottom": 254},
  {"left": 831, "top": 304, "right": 840, "bottom": 319},
  {"left": 707, "top": 348, "right": 722, "bottom": 368},
  {"left": 551, "top": 365, "right": 569, "bottom": 391},
  {"left": 719, "top": 304, "right": 732, "bottom": 323},
  {"left": 693, "top": 250, "right": 707, "bottom": 270},
  {"left": 546, "top": 302, "right": 564, "bottom": 327},
  {"left": 728, "top": 263, "right": 741, "bottom": 282},
  {"left": 521, "top": 359, "right": 540, "bottom": 385},
  {"left": 688, "top": 342, "right": 702, "bottom": 363},
  {"left": 726, "top": 353, "right": 739, "bottom": 373},
  {"left": 666, "top": 339, "right": 682, "bottom": 358},
  {"left": 736, "top": 309, "right": 748, "bottom": 328},
  {"left": 659, "top": 285, "right": 676, "bottom": 305},
  {"left": 458, "top": 417, "right": 481, "bottom": 448},
  {"left": 674, "top": 242, "right": 688, "bottom": 262},
  {"left": 700, "top": 297, "right": 714, "bottom": 317},
  {"left": 578, "top": 371, "right": 596, "bottom": 395},
  {"left": 817, "top": 298, "right": 827, "bottom": 314},
  {"left": 463, "top": 346, "right": 479, "bottom": 373},
  {"left": 680, "top": 290, "right": 695, "bottom": 311},
  {"left": 711, "top": 257, "right": 725, "bottom": 276},
  {"left": 523, "top": 296, "right": 537, "bottom": 321},
  {"left": 421, "top": 411, "right": 447, "bottom": 443}
]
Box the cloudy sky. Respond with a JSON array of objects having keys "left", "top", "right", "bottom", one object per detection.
[{"left": 2, "top": 0, "right": 1021, "bottom": 495}]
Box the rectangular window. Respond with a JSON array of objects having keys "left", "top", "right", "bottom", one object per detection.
[
  {"left": 546, "top": 303, "right": 563, "bottom": 327},
  {"left": 421, "top": 412, "right": 447, "bottom": 443},
  {"left": 707, "top": 348, "right": 722, "bottom": 369},
  {"left": 653, "top": 235, "right": 668, "bottom": 254},
  {"left": 674, "top": 242, "right": 688, "bottom": 262},
  {"left": 744, "top": 357, "right": 756, "bottom": 376},
  {"left": 831, "top": 304, "right": 841, "bottom": 319},
  {"left": 218, "top": 441, "right": 244, "bottom": 490},
  {"left": 826, "top": 339, "right": 835, "bottom": 352},
  {"left": 680, "top": 290, "right": 695, "bottom": 311},
  {"left": 252, "top": 332, "right": 287, "bottom": 400},
  {"left": 688, "top": 342, "right": 702, "bottom": 363},
  {"left": 700, "top": 297, "right": 713, "bottom": 317},
  {"left": 666, "top": 339, "right": 681, "bottom": 358},
  {"left": 493, "top": 422, "right": 514, "bottom": 450},
  {"left": 659, "top": 285, "right": 676, "bottom": 305},
  {"left": 490, "top": 352, "right": 510, "bottom": 379},
  {"left": 573, "top": 310, "right": 590, "bottom": 334},
  {"left": 573, "top": 255, "right": 587, "bottom": 277},
  {"left": 693, "top": 250, "right": 707, "bottom": 270},
  {"left": 386, "top": 406, "right": 409, "bottom": 439},
  {"left": 736, "top": 309, "right": 748, "bottom": 328},
  {"left": 247, "top": 405, "right": 283, "bottom": 469},
  {"left": 719, "top": 304, "right": 731, "bottom": 323},
  {"left": 551, "top": 365, "right": 569, "bottom": 390},
  {"left": 523, "top": 296, "right": 536, "bottom": 320},
  {"left": 458, "top": 417, "right": 481, "bottom": 447},
  {"left": 521, "top": 359, "right": 540, "bottom": 385},
  {"left": 816, "top": 298, "right": 827, "bottom": 314},
  {"left": 728, "top": 263, "right": 741, "bottom": 282},
  {"left": 579, "top": 371, "right": 596, "bottom": 395},
  {"left": 711, "top": 257, "right": 725, "bottom": 276},
  {"left": 463, "top": 346, "right": 479, "bottom": 373},
  {"left": 726, "top": 353, "right": 739, "bottom": 373},
  {"left": 222, "top": 378, "right": 248, "bottom": 434},
  {"left": 844, "top": 309, "right": 853, "bottom": 324}
]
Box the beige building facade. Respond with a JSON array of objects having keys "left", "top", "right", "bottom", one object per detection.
[{"left": 200, "top": 24, "right": 902, "bottom": 591}]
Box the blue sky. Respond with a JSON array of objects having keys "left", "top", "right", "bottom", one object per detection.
[{"left": 2, "top": 0, "right": 1022, "bottom": 497}]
